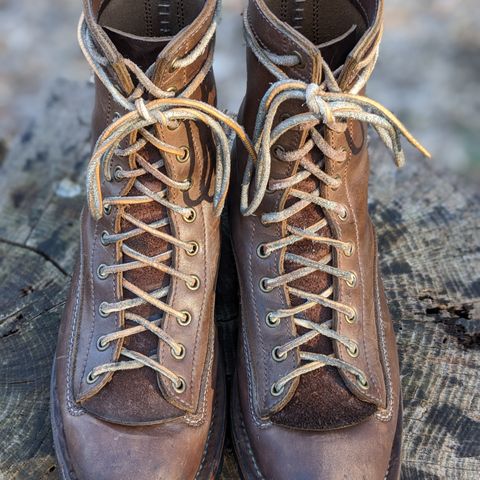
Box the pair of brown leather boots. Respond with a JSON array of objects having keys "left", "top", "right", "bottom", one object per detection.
[{"left": 51, "top": 0, "right": 429, "bottom": 478}]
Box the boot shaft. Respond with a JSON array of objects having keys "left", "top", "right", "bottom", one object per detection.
[
  {"left": 230, "top": 0, "right": 425, "bottom": 430},
  {"left": 68, "top": 0, "right": 225, "bottom": 421}
]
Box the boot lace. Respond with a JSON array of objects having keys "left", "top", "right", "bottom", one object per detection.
[
  {"left": 242, "top": 17, "right": 430, "bottom": 396},
  {"left": 78, "top": 9, "right": 256, "bottom": 392}
]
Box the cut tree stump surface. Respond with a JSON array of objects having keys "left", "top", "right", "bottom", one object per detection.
[{"left": 0, "top": 80, "right": 479, "bottom": 480}]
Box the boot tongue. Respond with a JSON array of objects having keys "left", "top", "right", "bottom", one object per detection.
[
  {"left": 317, "top": 24, "right": 361, "bottom": 71},
  {"left": 103, "top": 26, "right": 170, "bottom": 70}
]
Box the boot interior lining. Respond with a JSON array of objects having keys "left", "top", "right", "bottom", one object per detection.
[
  {"left": 98, "top": 0, "right": 206, "bottom": 37},
  {"left": 264, "top": 0, "right": 371, "bottom": 68}
]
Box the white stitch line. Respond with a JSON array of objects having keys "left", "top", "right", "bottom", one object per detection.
[
  {"left": 193, "top": 369, "right": 219, "bottom": 479},
  {"left": 247, "top": 220, "right": 269, "bottom": 409},
  {"left": 183, "top": 200, "right": 211, "bottom": 416},
  {"left": 66, "top": 216, "right": 86, "bottom": 416},
  {"left": 231, "top": 225, "right": 271, "bottom": 430},
  {"left": 242, "top": 316, "right": 272, "bottom": 430},
  {"left": 189, "top": 198, "right": 210, "bottom": 402},
  {"left": 185, "top": 320, "right": 215, "bottom": 426},
  {"left": 78, "top": 219, "right": 99, "bottom": 391},
  {"left": 344, "top": 132, "right": 380, "bottom": 403},
  {"left": 237, "top": 396, "right": 265, "bottom": 479},
  {"left": 374, "top": 244, "right": 394, "bottom": 422}
]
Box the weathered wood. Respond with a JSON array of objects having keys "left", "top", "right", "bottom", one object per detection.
[{"left": 0, "top": 80, "right": 478, "bottom": 479}]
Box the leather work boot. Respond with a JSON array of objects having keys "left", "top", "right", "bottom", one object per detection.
[
  {"left": 51, "top": 1, "right": 253, "bottom": 478},
  {"left": 230, "top": 0, "right": 430, "bottom": 478}
]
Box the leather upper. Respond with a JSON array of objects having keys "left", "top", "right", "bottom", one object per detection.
[
  {"left": 230, "top": 0, "right": 400, "bottom": 435},
  {"left": 71, "top": 0, "right": 219, "bottom": 423},
  {"left": 52, "top": 1, "right": 225, "bottom": 478}
]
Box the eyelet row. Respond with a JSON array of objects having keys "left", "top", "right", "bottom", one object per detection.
[{"left": 86, "top": 368, "right": 188, "bottom": 395}]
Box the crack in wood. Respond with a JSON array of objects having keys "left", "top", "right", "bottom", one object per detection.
[{"left": 0, "top": 237, "right": 68, "bottom": 276}]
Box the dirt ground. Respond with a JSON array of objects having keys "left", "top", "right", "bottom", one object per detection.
[{"left": 1, "top": 0, "right": 479, "bottom": 176}]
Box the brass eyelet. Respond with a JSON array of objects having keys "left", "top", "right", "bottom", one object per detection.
[
  {"left": 330, "top": 175, "right": 342, "bottom": 191},
  {"left": 272, "top": 346, "right": 287, "bottom": 362},
  {"left": 168, "top": 58, "right": 178, "bottom": 73},
  {"left": 357, "top": 375, "right": 369, "bottom": 390},
  {"left": 293, "top": 50, "right": 306, "bottom": 69},
  {"left": 186, "top": 241, "right": 199, "bottom": 256},
  {"left": 273, "top": 145, "right": 285, "bottom": 159},
  {"left": 96, "top": 264, "right": 108, "bottom": 280},
  {"left": 167, "top": 120, "right": 180, "bottom": 131},
  {"left": 265, "top": 312, "right": 280, "bottom": 328},
  {"left": 183, "top": 208, "right": 196, "bottom": 223},
  {"left": 178, "top": 310, "right": 192, "bottom": 326},
  {"left": 103, "top": 204, "right": 112, "bottom": 215},
  {"left": 96, "top": 336, "right": 109, "bottom": 351},
  {"left": 176, "top": 146, "right": 190, "bottom": 163},
  {"left": 346, "top": 272, "right": 357, "bottom": 288},
  {"left": 259, "top": 277, "right": 273, "bottom": 292},
  {"left": 338, "top": 207, "right": 348, "bottom": 221},
  {"left": 114, "top": 165, "right": 123, "bottom": 181},
  {"left": 112, "top": 111, "right": 121, "bottom": 122},
  {"left": 187, "top": 275, "right": 201, "bottom": 291},
  {"left": 100, "top": 231, "right": 109, "bottom": 246},
  {"left": 271, "top": 382, "right": 285, "bottom": 396},
  {"left": 345, "top": 308, "right": 357, "bottom": 324},
  {"left": 86, "top": 371, "right": 98, "bottom": 384},
  {"left": 167, "top": 86, "right": 177, "bottom": 94},
  {"left": 279, "top": 113, "right": 290, "bottom": 122},
  {"left": 347, "top": 342, "right": 359, "bottom": 358},
  {"left": 173, "top": 377, "right": 186, "bottom": 393},
  {"left": 98, "top": 302, "right": 109, "bottom": 318},
  {"left": 256, "top": 243, "right": 270, "bottom": 259},
  {"left": 344, "top": 242, "right": 354, "bottom": 257},
  {"left": 171, "top": 343, "right": 186, "bottom": 360}
]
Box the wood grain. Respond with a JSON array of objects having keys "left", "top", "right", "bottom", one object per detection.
[{"left": 0, "top": 81, "right": 478, "bottom": 480}]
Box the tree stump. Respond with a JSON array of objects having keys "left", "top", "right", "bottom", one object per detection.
[{"left": 0, "top": 80, "right": 478, "bottom": 480}]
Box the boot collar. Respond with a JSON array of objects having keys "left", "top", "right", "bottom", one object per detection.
[
  {"left": 246, "top": 0, "right": 384, "bottom": 88},
  {"left": 82, "top": 0, "right": 218, "bottom": 94}
]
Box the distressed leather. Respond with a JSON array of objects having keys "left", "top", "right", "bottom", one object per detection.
[
  {"left": 51, "top": 1, "right": 225, "bottom": 478},
  {"left": 230, "top": 0, "right": 402, "bottom": 478}
]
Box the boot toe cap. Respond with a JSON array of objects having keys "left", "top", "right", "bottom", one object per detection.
[{"left": 55, "top": 408, "right": 211, "bottom": 480}]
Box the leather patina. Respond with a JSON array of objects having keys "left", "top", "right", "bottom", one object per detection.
[
  {"left": 51, "top": 1, "right": 231, "bottom": 478},
  {"left": 229, "top": 0, "right": 428, "bottom": 478}
]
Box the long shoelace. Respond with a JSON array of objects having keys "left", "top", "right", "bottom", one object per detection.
[
  {"left": 78, "top": 10, "right": 256, "bottom": 392},
  {"left": 242, "top": 17, "right": 430, "bottom": 396}
]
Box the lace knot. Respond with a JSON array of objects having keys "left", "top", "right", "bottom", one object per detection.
[{"left": 305, "top": 83, "right": 334, "bottom": 125}]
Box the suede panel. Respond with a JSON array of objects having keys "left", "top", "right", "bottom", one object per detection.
[{"left": 271, "top": 148, "right": 373, "bottom": 430}]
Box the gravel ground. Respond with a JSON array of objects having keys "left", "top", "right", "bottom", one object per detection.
[{"left": 1, "top": 0, "right": 479, "bottom": 178}]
